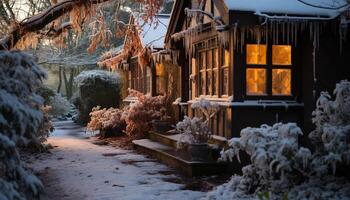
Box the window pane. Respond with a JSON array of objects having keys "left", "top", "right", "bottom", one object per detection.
[
  {"left": 246, "top": 44, "right": 267, "bottom": 65},
  {"left": 201, "top": 72, "right": 206, "bottom": 95},
  {"left": 206, "top": 70, "right": 212, "bottom": 95},
  {"left": 214, "top": 49, "right": 219, "bottom": 68},
  {"left": 224, "top": 49, "right": 230, "bottom": 66},
  {"left": 213, "top": 70, "right": 218, "bottom": 95},
  {"left": 222, "top": 68, "right": 229, "bottom": 95},
  {"left": 207, "top": 50, "right": 212, "bottom": 69},
  {"left": 198, "top": 72, "right": 202, "bottom": 95},
  {"left": 147, "top": 77, "right": 151, "bottom": 93},
  {"left": 272, "top": 69, "right": 292, "bottom": 95},
  {"left": 156, "top": 63, "right": 165, "bottom": 76},
  {"left": 246, "top": 68, "right": 266, "bottom": 95},
  {"left": 200, "top": 52, "right": 206, "bottom": 70},
  {"left": 272, "top": 45, "right": 292, "bottom": 65}
]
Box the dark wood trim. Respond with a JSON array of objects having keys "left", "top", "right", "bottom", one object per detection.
[{"left": 233, "top": 47, "right": 245, "bottom": 101}]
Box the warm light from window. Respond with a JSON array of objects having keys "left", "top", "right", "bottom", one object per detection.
[
  {"left": 246, "top": 68, "right": 266, "bottom": 95},
  {"left": 156, "top": 63, "right": 165, "bottom": 76},
  {"left": 272, "top": 69, "right": 291, "bottom": 95},
  {"left": 246, "top": 44, "right": 267, "bottom": 65},
  {"left": 224, "top": 50, "right": 230, "bottom": 66},
  {"left": 272, "top": 45, "right": 292, "bottom": 65}
]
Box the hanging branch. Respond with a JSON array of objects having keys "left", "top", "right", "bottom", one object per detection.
[{"left": 0, "top": 0, "right": 110, "bottom": 50}]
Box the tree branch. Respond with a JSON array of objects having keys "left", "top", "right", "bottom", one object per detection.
[{"left": 0, "top": 0, "right": 111, "bottom": 50}]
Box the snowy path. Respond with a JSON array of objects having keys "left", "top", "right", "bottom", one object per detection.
[{"left": 31, "top": 120, "right": 205, "bottom": 200}]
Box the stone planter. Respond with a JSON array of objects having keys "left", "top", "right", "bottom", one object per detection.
[
  {"left": 152, "top": 120, "right": 172, "bottom": 133},
  {"left": 189, "top": 143, "right": 209, "bottom": 161}
]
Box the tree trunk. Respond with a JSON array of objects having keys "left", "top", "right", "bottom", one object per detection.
[
  {"left": 57, "top": 66, "right": 62, "bottom": 93},
  {"left": 64, "top": 67, "right": 76, "bottom": 99}
]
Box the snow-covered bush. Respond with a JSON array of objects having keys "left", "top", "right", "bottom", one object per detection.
[
  {"left": 175, "top": 116, "right": 211, "bottom": 149},
  {"left": 48, "top": 93, "right": 71, "bottom": 117},
  {"left": 86, "top": 89, "right": 168, "bottom": 138},
  {"left": 35, "top": 106, "right": 54, "bottom": 146},
  {"left": 215, "top": 123, "right": 307, "bottom": 198},
  {"left": 191, "top": 98, "right": 220, "bottom": 122},
  {"left": 87, "top": 106, "right": 126, "bottom": 135},
  {"left": 73, "top": 70, "right": 121, "bottom": 124},
  {"left": 174, "top": 98, "right": 220, "bottom": 149},
  {"left": 36, "top": 85, "right": 55, "bottom": 105},
  {"left": 0, "top": 51, "right": 47, "bottom": 199},
  {"left": 309, "top": 80, "right": 350, "bottom": 173},
  {"left": 123, "top": 89, "right": 168, "bottom": 137},
  {"left": 207, "top": 80, "right": 350, "bottom": 200}
]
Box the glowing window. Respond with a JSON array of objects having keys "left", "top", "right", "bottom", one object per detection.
[
  {"left": 224, "top": 50, "right": 230, "bottom": 66},
  {"left": 272, "top": 69, "right": 292, "bottom": 95},
  {"left": 246, "top": 44, "right": 267, "bottom": 65},
  {"left": 156, "top": 63, "right": 165, "bottom": 76},
  {"left": 272, "top": 45, "right": 292, "bottom": 65},
  {"left": 246, "top": 68, "right": 266, "bottom": 95}
]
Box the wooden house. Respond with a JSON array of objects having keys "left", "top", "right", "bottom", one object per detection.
[
  {"left": 165, "top": 0, "right": 350, "bottom": 139},
  {"left": 98, "top": 13, "right": 175, "bottom": 102}
]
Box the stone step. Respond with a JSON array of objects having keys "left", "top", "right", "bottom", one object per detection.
[
  {"left": 148, "top": 131, "right": 228, "bottom": 149},
  {"left": 148, "top": 131, "right": 179, "bottom": 148},
  {"left": 133, "top": 139, "right": 228, "bottom": 177}
]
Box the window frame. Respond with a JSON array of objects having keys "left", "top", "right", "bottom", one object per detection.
[
  {"left": 244, "top": 43, "right": 295, "bottom": 100},
  {"left": 195, "top": 37, "right": 230, "bottom": 98},
  {"left": 128, "top": 59, "right": 151, "bottom": 94}
]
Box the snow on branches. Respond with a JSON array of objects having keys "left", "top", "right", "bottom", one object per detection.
[
  {"left": 124, "top": 89, "right": 169, "bottom": 137},
  {"left": 0, "top": 51, "right": 47, "bottom": 199},
  {"left": 309, "top": 80, "right": 350, "bottom": 174},
  {"left": 207, "top": 80, "right": 350, "bottom": 200},
  {"left": 87, "top": 89, "right": 169, "bottom": 138},
  {"left": 174, "top": 98, "right": 220, "bottom": 148}
]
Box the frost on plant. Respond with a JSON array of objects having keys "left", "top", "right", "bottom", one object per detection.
[
  {"left": 48, "top": 94, "right": 71, "bottom": 117},
  {"left": 174, "top": 98, "right": 220, "bottom": 148},
  {"left": 74, "top": 70, "right": 120, "bottom": 88},
  {"left": 87, "top": 106, "right": 126, "bottom": 134},
  {"left": 219, "top": 123, "right": 305, "bottom": 193},
  {"left": 191, "top": 97, "right": 220, "bottom": 123},
  {"left": 175, "top": 116, "right": 211, "bottom": 149},
  {"left": 73, "top": 70, "right": 121, "bottom": 124},
  {"left": 87, "top": 89, "right": 169, "bottom": 138},
  {"left": 207, "top": 80, "right": 350, "bottom": 200},
  {"left": 123, "top": 89, "right": 169, "bottom": 137},
  {"left": 0, "top": 51, "right": 47, "bottom": 199},
  {"left": 309, "top": 80, "right": 350, "bottom": 172}
]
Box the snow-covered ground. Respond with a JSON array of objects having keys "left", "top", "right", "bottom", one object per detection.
[{"left": 30, "top": 120, "right": 204, "bottom": 200}]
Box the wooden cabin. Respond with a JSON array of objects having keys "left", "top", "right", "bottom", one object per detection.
[
  {"left": 165, "top": 0, "right": 350, "bottom": 139},
  {"left": 98, "top": 13, "right": 175, "bottom": 103}
]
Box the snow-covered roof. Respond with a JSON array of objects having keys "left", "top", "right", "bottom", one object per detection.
[
  {"left": 224, "top": 0, "right": 349, "bottom": 19},
  {"left": 133, "top": 13, "right": 170, "bottom": 49}
]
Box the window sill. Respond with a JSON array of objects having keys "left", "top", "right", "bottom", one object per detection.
[{"left": 223, "top": 100, "right": 304, "bottom": 109}]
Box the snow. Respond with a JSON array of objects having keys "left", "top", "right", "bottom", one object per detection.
[
  {"left": 49, "top": 94, "right": 70, "bottom": 117},
  {"left": 133, "top": 13, "right": 170, "bottom": 49},
  {"left": 0, "top": 51, "right": 46, "bottom": 199},
  {"left": 206, "top": 80, "right": 350, "bottom": 200},
  {"left": 74, "top": 70, "right": 121, "bottom": 88},
  {"left": 224, "top": 0, "right": 348, "bottom": 19},
  {"left": 30, "top": 120, "right": 205, "bottom": 200}
]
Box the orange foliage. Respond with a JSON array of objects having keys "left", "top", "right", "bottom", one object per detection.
[{"left": 15, "top": 32, "right": 40, "bottom": 50}]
